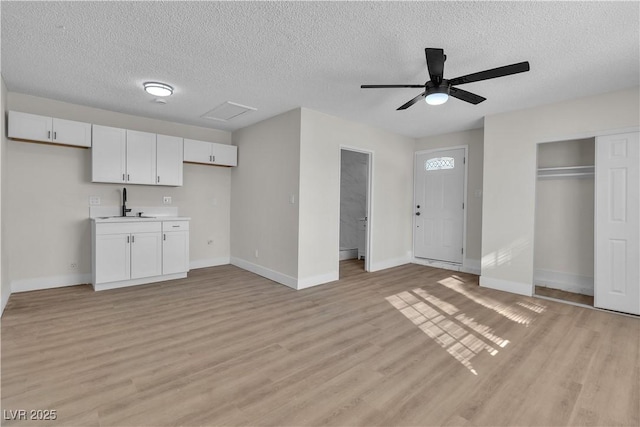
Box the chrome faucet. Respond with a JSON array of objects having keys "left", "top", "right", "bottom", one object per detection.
[{"left": 122, "top": 187, "right": 131, "bottom": 217}]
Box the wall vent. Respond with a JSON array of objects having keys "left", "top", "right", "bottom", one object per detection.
[{"left": 201, "top": 101, "right": 257, "bottom": 122}]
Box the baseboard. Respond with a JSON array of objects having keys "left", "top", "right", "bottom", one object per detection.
[
  {"left": 479, "top": 276, "right": 533, "bottom": 296},
  {"left": 370, "top": 255, "right": 411, "bottom": 272},
  {"left": 339, "top": 249, "right": 358, "bottom": 261},
  {"left": 93, "top": 272, "right": 187, "bottom": 291},
  {"left": 230, "top": 257, "right": 297, "bottom": 289},
  {"left": 190, "top": 257, "right": 231, "bottom": 270},
  {"left": 534, "top": 269, "right": 594, "bottom": 296},
  {"left": 11, "top": 273, "right": 91, "bottom": 293},
  {"left": 462, "top": 258, "right": 481, "bottom": 275},
  {"left": 413, "top": 257, "right": 462, "bottom": 272},
  {"left": 1, "top": 289, "right": 10, "bottom": 316},
  {"left": 297, "top": 271, "right": 339, "bottom": 290}
]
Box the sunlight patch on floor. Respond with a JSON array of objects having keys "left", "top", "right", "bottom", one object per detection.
[
  {"left": 438, "top": 277, "right": 544, "bottom": 325},
  {"left": 386, "top": 289, "right": 511, "bottom": 376}
]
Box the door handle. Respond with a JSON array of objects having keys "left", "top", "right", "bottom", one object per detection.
[{"left": 416, "top": 212, "right": 421, "bottom": 216}]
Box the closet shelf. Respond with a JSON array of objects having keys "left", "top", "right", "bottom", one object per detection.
[{"left": 537, "top": 165, "right": 594, "bottom": 179}]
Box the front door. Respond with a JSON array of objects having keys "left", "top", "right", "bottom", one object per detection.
[{"left": 414, "top": 148, "right": 465, "bottom": 263}]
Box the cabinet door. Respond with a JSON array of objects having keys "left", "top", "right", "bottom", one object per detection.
[
  {"left": 163, "top": 231, "right": 190, "bottom": 274},
  {"left": 52, "top": 118, "right": 92, "bottom": 147},
  {"left": 211, "top": 143, "right": 238, "bottom": 166},
  {"left": 8, "top": 111, "right": 52, "bottom": 143},
  {"left": 130, "top": 232, "right": 162, "bottom": 279},
  {"left": 156, "top": 134, "right": 184, "bottom": 186},
  {"left": 95, "top": 234, "right": 130, "bottom": 284},
  {"left": 184, "top": 139, "right": 213, "bottom": 164},
  {"left": 126, "top": 130, "right": 157, "bottom": 185},
  {"left": 92, "top": 125, "right": 126, "bottom": 183}
]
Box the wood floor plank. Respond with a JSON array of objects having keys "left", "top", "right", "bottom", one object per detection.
[{"left": 1, "top": 260, "right": 638, "bottom": 426}]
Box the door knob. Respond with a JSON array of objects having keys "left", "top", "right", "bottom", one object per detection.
[{"left": 416, "top": 212, "right": 421, "bottom": 216}]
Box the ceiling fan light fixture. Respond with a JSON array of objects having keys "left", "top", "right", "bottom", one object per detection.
[
  {"left": 143, "top": 82, "right": 173, "bottom": 97},
  {"left": 425, "top": 86, "right": 449, "bottom": 105}
]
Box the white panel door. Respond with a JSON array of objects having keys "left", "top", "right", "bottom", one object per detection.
[
  {"left": 95, "top": 234, "right": 130, "bottom": 284},
  {"left": 8, "top": 111, "right": 52, "bottom": 143},
  {"left": 414, "top": 148, "right": 465, "bottom": 263},
  {"left": 126, "top": 130, "right": 157, "bottom": 185},
  {"left": 52, "top": 118, "right": 92, "bottom": 147},
  {"left": 595, "top": 132, "right": 639, "bottom": 315},
  {"left": 130, "top": 232, "right": 162, "bottom": 279},
  {"left": 163, "top": 231, "right": 189, "bottom": 274},
  {"left": 156, "top": 134, "right": 184, "bottom": 186},
  {"left": 92, "top": 125, "right": 126, "bottom": 183}
]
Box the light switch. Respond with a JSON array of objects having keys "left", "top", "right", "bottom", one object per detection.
[
  {"left": 289, "top": 194, "right": 295, "bottom": 204},
  {"left": 163, "top": 196, "right": 172, "bottom": 204}
]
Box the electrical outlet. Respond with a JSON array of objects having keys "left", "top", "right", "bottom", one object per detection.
[
  {"left": 69, "top": 262, "right": 78, "bottom": 271},
  {"left": 163, "top": 196, "right": 172, "bottom": 205},
  {"left": 89, "top": 196, "right": 101, "bottom": 205},
  {"left": 207, "top": 239, "right": 214, "bottom": 245}
]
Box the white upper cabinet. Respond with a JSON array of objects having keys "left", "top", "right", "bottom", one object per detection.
[
  {"left": 126, "top": 130, "right": 157, "bottom": 185},
  {"left": 8, "top": 111, "right": 91, "bottom": 147},
  {"left": 92, "top": 125, "right": 127, "bottom": 183},
  {"left": 184, "top": 138, "right": 237, "bottom": 167},
  {"left": 156, "top": 134, "right": 184, "bottom": 186}
]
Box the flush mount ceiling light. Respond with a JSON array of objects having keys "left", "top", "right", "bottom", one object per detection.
[
  {"left": 143, "top": 82, "right": 173, "bottom": 97},
  {"left": 425, "top": 85, "right": 449, "bottom": 105}
]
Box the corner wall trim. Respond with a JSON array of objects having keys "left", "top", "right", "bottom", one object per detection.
[
  {"left": 11, "top": 273, "right": 92, "bottom": 293},
  {"left": 230, "top": 257, "right": 297, "bottom": 289},
  {"left": 1, "top": 290, "right": 9, "bottom": 316},
  {"left": 370, "top": 256, "right": 411, "bottom": 272},
  {"left": 297, "top": 271, "right": 339, "bottom": 290},
  {"left": 190, "top": 257, "right": 231, "bottom": 270},
  {"left": 479, "top": 276, "right": 533, "bottom": 296}
]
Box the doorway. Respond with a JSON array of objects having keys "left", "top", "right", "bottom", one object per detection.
[
  {"left": 339, "top": 148, "right": 372, "bottom": 274},
  {"left": 414, "top": 147, "right": 466, "bottom": 264}
]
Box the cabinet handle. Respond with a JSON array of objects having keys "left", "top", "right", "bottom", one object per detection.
[
  {"left": 127, "top": 174, "right": 130, "bottom": 181},
  {"left": 209, "top": 155, "right": 212, "bottom": 162},
  {"left": 157, "top": 176, "right": 160, "bottom": 183},
  {"left": 127, "top": 236, "right": 130, "bottom": 243},
  {"left": 163, "top": 234, "right": 166, "bottom": 241},
  {"left": 123, "top": 174, "right": 126, "bottom": 182},
  {"left": 53, "top": 131, "right": 57, "bottom": 140},
  {"left": 47, "top": 131, "right": 51, "bottom": 140},
  {"left": 212, "top": 155, "right": 216, "bottom": 162},
  {"left": 131, "top": 235, "right": 135, "bottom": 243}
]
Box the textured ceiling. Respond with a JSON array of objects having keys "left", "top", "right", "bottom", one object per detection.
[{"left": 2, "top": 1, "right": 639, "bottom": 138}]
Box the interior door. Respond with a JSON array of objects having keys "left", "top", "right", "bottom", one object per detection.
[
  {"left": 414, "top": 148, "right": 465, "bottom": 263},
  {"left": 595, "top": 132, "right": 639, "bottom": 315}
]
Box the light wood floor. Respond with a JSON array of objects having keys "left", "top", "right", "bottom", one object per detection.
[
  {"left": 535, "top": 286, "right": 595, "bottom": 306},
  {"left": 2, "top": 260, "right": 639, "bottom": 426}
]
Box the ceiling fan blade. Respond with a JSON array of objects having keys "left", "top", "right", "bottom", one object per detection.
[
  {"left": 397, "top": 92, "right": 426, "bottom": 110},
  {"left": 361, "top": 84, "right": 426, "bottom": 88},
  {"left": 449, "top": 87, "right": 486, "bottom": 105},
  {"left": 425, "top": 48, "right": 445, "bottom": 84},
  {"left": 448, "top": 61, "right": 530, "bottom": 86}
]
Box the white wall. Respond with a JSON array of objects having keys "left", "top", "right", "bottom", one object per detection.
[
  {"left": 230, "top": 109, "right": 301, "bottom": 287},
  {"left": 298, "top": 108, "right": 414, "bottom": 284},
  {"left": 482, "top": 87, "right": 640, "bottom": 296},
  {"left": 6, "top": 92, "right": 232, "bottom": 292},
  {"left": 340, "top": 150, "right": 368, "bottom": 250},
  {"left": 1, "top": 76, "right": 9, "bottom": 314},
  {"left": 415, "top": 128, "right": 484, "bottom": 271}
]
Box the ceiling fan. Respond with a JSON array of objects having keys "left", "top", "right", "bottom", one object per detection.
[{"left": 361, "top": 48, "right": 530, "bottom": 110}]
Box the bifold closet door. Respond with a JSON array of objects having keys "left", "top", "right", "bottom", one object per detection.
[{"left": 595, "top": 132, "right": 639, "bottom": 315}]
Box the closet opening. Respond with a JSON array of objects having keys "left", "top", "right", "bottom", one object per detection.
[
  {"left": 534, "top": 138, "right": 595, "bottom": 307},
  {"left": 339, "top": 148, "right": 372, "bottom": 276}
]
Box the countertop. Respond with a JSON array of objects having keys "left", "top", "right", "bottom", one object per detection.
[{"left": 92, "top": 216, "right": 191, "bottom": 223}]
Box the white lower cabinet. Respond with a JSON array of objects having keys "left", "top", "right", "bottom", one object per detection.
[
  {"left": 92, "top": 219, "right": 189, "bottom": 291},
  {"left": 163, "top": 221, "right": 190, "bottom": 275}
]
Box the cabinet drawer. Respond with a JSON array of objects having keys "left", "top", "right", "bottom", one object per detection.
[
  {"left": 163, "top": 221, "right": 189, "bottom": 232},
  {"left": 95, "top": 221, "right": 162, "bottom": 235}
]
